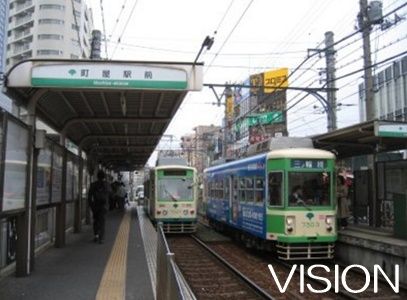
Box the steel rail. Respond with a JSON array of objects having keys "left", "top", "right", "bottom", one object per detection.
[{"left": 190, "top": 235, "right": 275, "bottom": 300}]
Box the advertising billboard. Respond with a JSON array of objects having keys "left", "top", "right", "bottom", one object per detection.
[{"left": 263, "top": 68, "right": 289, "bottom": 93}]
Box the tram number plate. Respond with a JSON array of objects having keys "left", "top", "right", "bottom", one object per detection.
[{"left": 301, "top": 221, "right": 320, "bottom": 228}]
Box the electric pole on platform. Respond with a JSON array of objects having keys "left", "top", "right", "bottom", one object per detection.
[
  {"left": 359, "top": 0, "right": 376, "bottom": 121},
  {"left": 324, "top": 31, "right": 337, "bottom": 131}
]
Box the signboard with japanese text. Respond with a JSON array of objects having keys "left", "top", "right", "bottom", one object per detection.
[
  {"left": 375, "top": 123, "right": 407, "bottom": 137},
  {"left": 31, "top": 64, "right": 188, "bottom": 90},
  {"left": 248, "top": 111, "right": 283, "bottom": 126},
  {"left": 263, "top": 68, "right": 288, "bottom": 93},
  {"left": 226, "top": 95, "right": 234, "bottom": 119},
  {"left": 250, "top": 73, "right": 263, "bottom": 96},
  {"left": 291, "top": 159, "right": 327, "bottom": 169}
]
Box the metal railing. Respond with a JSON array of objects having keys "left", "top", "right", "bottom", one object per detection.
[
  {"left": 156, "top": 223, "right": 196, "bottom": 300},
  {"left": 13, "top": 43, "right": 31, "bottom": 54},
  {"left": 16, "top": 0, "right": 33, "bottom": 12},
  {"left": 15, "top": 14, "right": 33, "bottom": 26},
  {"left": 14, "top": 29, "right": 31, "bottom": 40}
]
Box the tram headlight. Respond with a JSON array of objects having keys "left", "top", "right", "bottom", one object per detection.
[
  {"left": 286, "top": 216, "right": 295, "bottom": 226},
  {"left": 286, "top": 216, "right": 295, "bottom": 234},
  {"left": 162, "top": 210, "right": 168, "bottom": 216},
  {"left": 325, "top": 215, "right": 334, "bottom": 232},
  {"left": 325, "top": 215, "right": 334, "bottom": 225}
]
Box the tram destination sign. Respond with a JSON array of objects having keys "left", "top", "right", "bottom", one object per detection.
[
  {"left": 291, "top": 159, "right": 326, "bottom": 169},
  {"left": 31, "top": 64, "right": 188, "bottom": 90}
]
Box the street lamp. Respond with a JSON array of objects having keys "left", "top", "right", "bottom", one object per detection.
[{"left": 193, "top": 35, "right": 215, "bottom": 65}]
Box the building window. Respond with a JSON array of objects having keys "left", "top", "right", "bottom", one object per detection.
[
  {"left": 401, "top": 56, "right": 407, "bottom": 75},
  {"left": 39, "top": 19, "right": 64, "bottom": 25},
  {"left": 39, "top": 4, "right": 65, "bottom": 10},
  {"left": 37, "top": 49, "right": 63, "bottom": 56},
  {"left": 71, "top": 39, "right": 80, "bottom": 47},
  {"left": 70, "top": 54, "right": 79, "bottom": 59},
  {"left": 73, "top": 10, "right": 81, "bottom": 18},
  {"left": 38, "top": 34, "right": 63, "bottom": 40},
  {"left": 71, "top": 24, "right": 79, "bottom": 31},
  {"left": 74, "top": 0, "right": 81, "bottom": 3}
]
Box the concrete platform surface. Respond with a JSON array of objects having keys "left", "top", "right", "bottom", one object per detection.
[{"left": 0, "top": 207, "right": 154, "bottom": 300}]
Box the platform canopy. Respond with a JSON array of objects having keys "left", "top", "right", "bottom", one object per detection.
[
  {"left": 5, "top": 59, "right": 203, "bottom": 170},
  {"left": 312, "top": 119, "right": 407, "bottom": 159}
]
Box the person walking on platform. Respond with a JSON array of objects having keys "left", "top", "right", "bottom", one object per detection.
[{"left": 88, "top": 170, "right": 110, "bottom": 244}]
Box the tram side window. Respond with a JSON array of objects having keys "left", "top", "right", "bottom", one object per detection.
[
  {"left": 268, "top": 172, "right": 283, "bottom": 206},
  {"left": 218, "top": 179, "right": 224, "bottom": 199},
  {"left": 224, "top": 178, "right": 230, "bottom": 199},
  {"left": 255, "top": 178, "right": 265, "bottom": 203},
  {"left": 208, "top": 181, "right": 214, "bottom": 198},
  {"left": 246, "top": 178, "right": 254, "bottom": 203},
  {"left": 239, "top": 178, "right": 246, "bottom": 202}
]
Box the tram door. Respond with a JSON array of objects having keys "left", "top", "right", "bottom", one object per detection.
[{"left": 229, "top": 176, "right": 239, "bottom": 224}]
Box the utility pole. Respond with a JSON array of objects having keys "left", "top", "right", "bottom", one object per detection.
[
  {"left": 359, "top": 0, "right": 375, "bottom": 121},
  {"left": 324, "top": 31, "right": 337, "bottom": 131},
  {"left": 359, "top": 0, "right": 381, "bottom": 227}
]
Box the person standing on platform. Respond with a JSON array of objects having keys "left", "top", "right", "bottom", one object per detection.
[
  {"left": 88, "top": 170, "right": 110, "bottom": 244},
  {"left": 118, "top": 181, "right": 127, "bottom": 210},
  {"left": 337, "top": 173, "right": 350, "bottom": 230}
]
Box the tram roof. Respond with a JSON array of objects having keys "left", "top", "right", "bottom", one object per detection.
[
  {"left": 4, "top": 59, "right": 203, "bottom": 171},
  {"left": 154, "top": 165, "right": 196, "bottom": 171},
  {"left": 312, "top": 119, "right": 407, "bottom": 159},
  {"left": 266, "top": 148, "right": 335, "bottom": 159}
]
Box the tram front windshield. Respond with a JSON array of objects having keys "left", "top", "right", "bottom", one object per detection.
[
  {"left": 288, "top": 172, "right": 330, "bottom": 207},
  {"left": 158, "top": 178, "right": 193, "bottom": 201}
]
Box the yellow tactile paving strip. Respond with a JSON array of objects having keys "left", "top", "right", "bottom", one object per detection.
[{"left": 96, "top": 212, "right": 130, "bottom": 300}]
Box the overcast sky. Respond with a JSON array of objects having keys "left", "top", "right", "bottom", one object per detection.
[{"left": 87, "top": 0, "right": 407, "bottom": 165}]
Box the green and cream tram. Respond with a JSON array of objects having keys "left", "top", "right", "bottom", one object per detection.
[{"left": 144, "top": 164, "right": 197, "bottom": 233}]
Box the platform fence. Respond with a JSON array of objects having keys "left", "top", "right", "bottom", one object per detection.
[{"left": 156, "top": 222, "right": 196, "bottom": 300}]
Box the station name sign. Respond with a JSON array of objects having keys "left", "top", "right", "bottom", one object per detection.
[
  {"left": 31, "top": 64, "right": 188, "bottom": 90},
  {"left": 375, "top": 123, "right": 407, "bottom": 138}
]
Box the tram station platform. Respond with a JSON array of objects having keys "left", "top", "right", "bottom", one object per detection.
[
  {"left": 0, "top": 205, "right": 155, "bottom": 300},
  {"left": 337, "top": 226, "right": 407, "bottom": 285}
]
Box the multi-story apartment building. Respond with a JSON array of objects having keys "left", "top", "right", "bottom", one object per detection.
[
  {"left": 181, "top": 125, "right": 221, "bottom": 175},
  {"left": 359, "top": 55, "right": 407, "bottom": 122},
  {"left": 0, "top": 0, "right": 12, "bottom": 112},
  {"left": 0, "top": 0, "right": 7, "bottom": 73},
  {"left": 6, "top": 0, "right": 94, "bottom": 69},
  {"left": 180, "top": 133, "right": 195, "bottom": 166}
]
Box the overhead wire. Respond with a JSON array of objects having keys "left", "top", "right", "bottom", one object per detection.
[
  {"left": 205, "top": 0, "right": 255, "bottom": 74},
  {"left": 164, "top": 0, "right": 407, "bottom": 145},
  {"left": 111, "top": 0, "right": 140, "bottom": 59},
  {"left": 99, "top": 0, "right": 109, "bottom": 58},
  {"left": 214, "top": 0, "right": 235, "bottom": 34},
  {"left": 108, "top": 0, "right": 128, "bottom": 40}
]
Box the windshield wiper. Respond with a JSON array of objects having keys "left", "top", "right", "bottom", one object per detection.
[
  {"left": 164, "top": 188, "right": 178, "bottom": 201},
  {"left": 297, "top": 199, "right": 311, "bottom": 211}
]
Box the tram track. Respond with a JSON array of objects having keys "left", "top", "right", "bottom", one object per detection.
[
  {"left": 167, "top": 236, "right": 274, "bottom": 300},
  {"left": 202, "top": 238, "right": 405, "bottom": 299},
  {"left": 195, "top": 220, "right": 405, "bottom": 299},
  {"left": 203, "top": 239, "right": 343, "bottom": 300}
]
